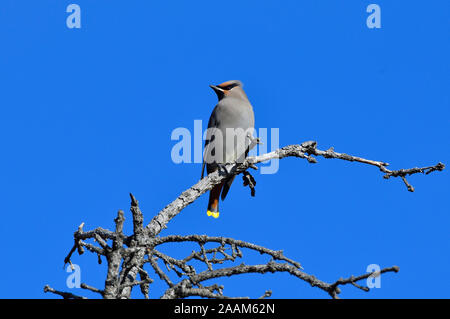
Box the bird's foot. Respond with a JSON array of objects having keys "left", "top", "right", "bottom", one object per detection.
[{"left": 217, "top": 163, "right": 230, "bottom": 175}]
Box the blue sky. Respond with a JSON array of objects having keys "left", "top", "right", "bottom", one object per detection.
[{"left": 0, "top": 1, "right": 448, "bottom": 299}]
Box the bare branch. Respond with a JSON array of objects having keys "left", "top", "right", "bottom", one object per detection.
[
  {"left": 80, "top": 283, "right": 104, "bottom": 296},
  {"left": 130, "top": 193, "right": 144, "bottom": 237},
  {"left": 145, "top": 140, "right": 445, "bottom": 238},
  {"left": 327, "top": 266, "right": 400, "bottom": 299},
  {"left": 153, "top": 235, "right": 302, "bottom": 269},
  {"left": 45, "top": 140, "right": 443, "bottom": 299},
  {"left": 149, "top": 256, "right": 174, "bottom": 287},
  {"left": 43, "top": 285, "right": 86, "bottom": 299},
  {"left": 259, "top": 290, "right": 272, "bottom": 299},
  {"left": 103, "top": 210, "right": 126, "bottom": 299}
]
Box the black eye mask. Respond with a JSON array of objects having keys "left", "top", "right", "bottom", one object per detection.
[{"left": 223, "top": 83, "right": 239, "bottom": 90}]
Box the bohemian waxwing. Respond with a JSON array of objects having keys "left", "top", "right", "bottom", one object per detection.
[{"left": 201, "top": 80, "right": 255, "bottom": 218}]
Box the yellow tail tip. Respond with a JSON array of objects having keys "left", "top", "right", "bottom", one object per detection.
[{"left": 207, "top": 210, "right": 220, "bottom": 218}]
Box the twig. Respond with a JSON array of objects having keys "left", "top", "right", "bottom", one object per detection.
[
  {"left": 43, "top": 285, "right": 86, "bottom": 299},
  {"left": 327, "top": 266, "right": 400, "bottom": 299}
]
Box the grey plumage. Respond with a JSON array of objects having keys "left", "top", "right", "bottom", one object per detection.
[{"left": 201, "top": 80, "right": 255, "bottom": 218}]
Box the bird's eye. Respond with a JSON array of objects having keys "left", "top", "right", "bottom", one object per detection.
[{"left": 224, "top": 83, "right": 237, "bottom": 90}]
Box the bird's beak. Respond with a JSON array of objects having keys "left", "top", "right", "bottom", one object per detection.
[
  {"left": 210, "top": 84, "right": 225, "bottom": 99},
  {"left": 209, "top": 84, "right": 224, "bottom": 94}
]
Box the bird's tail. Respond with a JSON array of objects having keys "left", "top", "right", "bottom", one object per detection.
[{"left": 207, "top": 182, "right": 224, "bottom": 218}]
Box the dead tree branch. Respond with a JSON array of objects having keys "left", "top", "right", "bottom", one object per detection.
[{"left": 44, "top": 140, "right": 444, "bottom": 299}]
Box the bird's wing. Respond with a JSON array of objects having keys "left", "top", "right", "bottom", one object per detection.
[
  {"left": 220, "top": 175, "right": 236, "bottom": 201},
  {"left": 201, "top": 107, "right": 219, "bottom": 179},
  {"left": 201, "top": 143, "right": 207, "bottom": 179}
]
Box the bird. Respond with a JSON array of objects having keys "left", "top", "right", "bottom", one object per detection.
[{"left": 201, "top": 80, "right": 255, "bottom": 218}]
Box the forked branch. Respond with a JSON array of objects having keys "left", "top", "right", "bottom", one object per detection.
[{"left": 44, "top": 140, "right": 444, "bottom": 299}]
